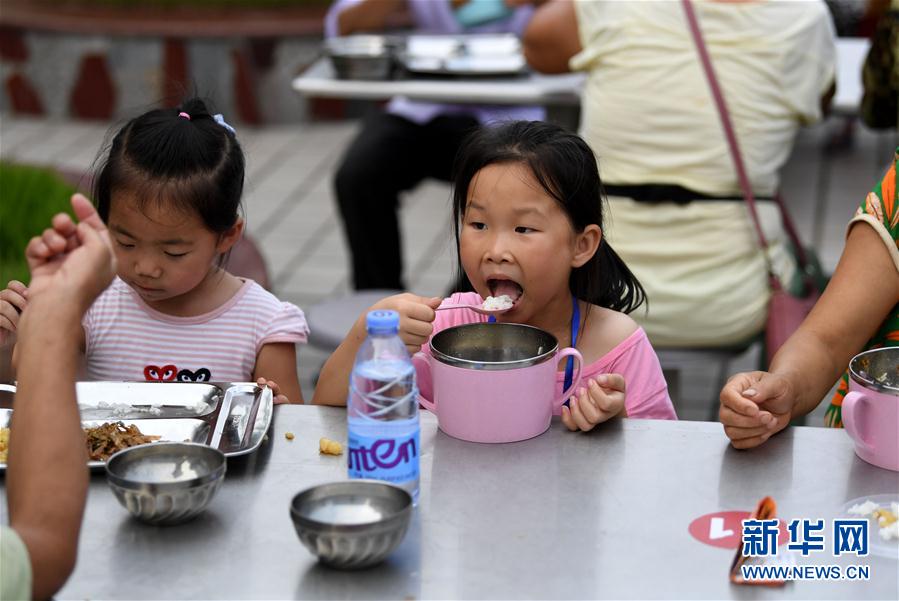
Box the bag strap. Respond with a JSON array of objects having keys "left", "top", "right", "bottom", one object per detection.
[{"left": 681, "top": 0, "right": 816, "bottom": 292}]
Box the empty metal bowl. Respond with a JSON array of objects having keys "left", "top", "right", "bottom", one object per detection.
[
  {"left": 290, "top": 480, "right": 412, "bottom": 569},
  {"left": 106, "top": 442, "right": 226, "bottom": 526},
  {"left": 324, "top": 35, "right": 397, "bottom": 80}
]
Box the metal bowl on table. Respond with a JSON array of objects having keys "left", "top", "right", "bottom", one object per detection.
[
  {"left": 290, "top": 480, "right": 412, "bottom": 569},
  {"left": 106, "top": 442, "right": 226, "bottom": 526},
  {"left": 324, "top": 35, "right": 398, "bottom": 80}
]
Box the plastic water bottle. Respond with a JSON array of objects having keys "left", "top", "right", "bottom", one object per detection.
[{"left": 347, "top": 310, "right": 420, "bottom": 503}]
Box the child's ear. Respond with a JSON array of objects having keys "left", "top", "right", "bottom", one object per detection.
[
  {"left": 216, "top": 218, "right": 245, "bottom": 254},
  {"left": 571, "top": 224, "right": 601, "bottom": 268}
]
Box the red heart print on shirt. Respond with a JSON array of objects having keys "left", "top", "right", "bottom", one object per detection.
[{"left": 144, "top": 364, "right": 178, "bottom": 381}]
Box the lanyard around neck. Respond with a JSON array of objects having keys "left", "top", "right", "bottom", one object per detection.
[{"left": 488, "top": 294, "right": 580, "bottom": 406}]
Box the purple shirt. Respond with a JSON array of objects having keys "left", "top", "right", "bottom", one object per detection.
[{"left": 325, "top": 0, "right": 545, "bottom": 124}]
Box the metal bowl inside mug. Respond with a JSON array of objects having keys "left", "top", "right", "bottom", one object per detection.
[
  {"left": 849, "top": 347, "right": 899, "bottom": 394},
  {"left": 324, "top": 35, "right": 398, "bottom": 80},
  {"left": 290, "top": 480, "right": 412, "bottom": 570},
  {"left": 105, "top": 442, "right": 226, "bottom": 526},
  {"left": 430, "top": 322, "right": 559, "bottom": 370}
]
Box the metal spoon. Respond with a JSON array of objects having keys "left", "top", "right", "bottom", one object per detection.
[{"left": 435, "top": 301, "right": 512, "bottom": 317}]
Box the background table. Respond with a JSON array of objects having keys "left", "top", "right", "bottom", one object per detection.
[
  {"left": 293, "top": 38, "right": 870, "bottom": 119},
  {"left": 3, "top": 406, "right": 896, "bottom": 599}
]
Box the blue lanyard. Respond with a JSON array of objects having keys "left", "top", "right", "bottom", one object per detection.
[{"left": 489, "top": 294, "right": 580, "bottom": 406}]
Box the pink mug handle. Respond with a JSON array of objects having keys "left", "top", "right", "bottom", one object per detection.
[
  {"left": 841, "top": 391, "right": 874, "bottom": 457},
  {"left": 553, "top": 347, "right": 583, "bottom": 410},
  {"left": 412, "top": 352, "right": 437, "bottom": 413}
]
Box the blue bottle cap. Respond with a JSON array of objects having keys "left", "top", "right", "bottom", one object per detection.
[{"left": 366, "top": 310, "right": 400, "bottom": 334}]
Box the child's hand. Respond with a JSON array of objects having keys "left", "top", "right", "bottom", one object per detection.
[
  {"left": 368, "top": 293, "right": 443, "bottom": 354},
  {"left": 257, "top": 377, "right": 290, "bottom": 405},
  {"left": 719, "top": 371, "right": 794, "bottom": 449},
  {"left": 0, "top": 280, "right": 28, "bottom": 345},
  {"left": 561, "top": 374, "right": 625, "bottom": 432}
]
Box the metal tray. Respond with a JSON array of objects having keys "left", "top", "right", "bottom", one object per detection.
[
  {"left": 398, "top": 33, "right": 527, "bottom": 77},
  {"left": 76, "top": 381, "right": 223, "bottom": 420},
  {"left": 0, "top": 381, "right": 273, "bottom": 470}
]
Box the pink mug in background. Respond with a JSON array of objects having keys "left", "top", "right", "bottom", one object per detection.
[
  {"left": 842, "top": 347, "right": 899, "bottom": 472},
  {"left": 415, "top": 323, "right": 582, "bottom": 444}
]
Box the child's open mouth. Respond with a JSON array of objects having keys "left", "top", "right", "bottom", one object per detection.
[{"left": 486, "top": 277, "right": 523, "bottom": 307}]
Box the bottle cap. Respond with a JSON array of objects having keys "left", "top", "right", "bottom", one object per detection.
[{"left": 366, "top": 310, "right": 400, "bottom": 334}]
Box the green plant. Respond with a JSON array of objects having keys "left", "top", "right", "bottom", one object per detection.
[{"left": 0, "top": 163, "right": 77, "bottom": 286}]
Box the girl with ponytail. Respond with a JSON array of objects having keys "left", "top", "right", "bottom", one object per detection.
[{"left": 1, "top": 98, "right": 308, "bottom": 402}]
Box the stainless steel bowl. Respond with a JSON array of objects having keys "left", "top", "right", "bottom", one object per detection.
[
  {"left": 430, "top": 322, "right": 558, "bottom": 370},
  {"left": 850, "top": 347, "right": 899, "bottom": 394},
  {"left": 106, "top": 442, "right": 226, "bottom": 526},
  {"left": 324, "top": 35, "right": 398, "bottom": 80},
  {"left": 290, "top": 480, "right": 412, "bottom": 569}
]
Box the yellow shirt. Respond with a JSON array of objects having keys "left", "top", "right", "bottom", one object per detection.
[{"left": 570, "top": 0, "right": 836, "bottom": 197}]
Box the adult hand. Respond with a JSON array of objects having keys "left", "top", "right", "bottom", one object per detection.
[
  {"left": 0, "top": 280, "right": 28, "bottom": 344},
  {"left": 24, "top": 193, "right": 114, "bottom": 310},
  {"left": 719, "top": 371, "right": 795, "bottom": 449},
  {"left": 368, "top": 293, "right": 443, "bottom": 354},
  {"left": 561, "top": 374, "right": 625, "bottom": 432}
]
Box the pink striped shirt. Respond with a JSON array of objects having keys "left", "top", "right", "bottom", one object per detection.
[
  {"left": 418, "top": 292, "right": 676, "bottom": 420},
  {"left": 82, "top": 277, "right": 309, "bottom": 382}
]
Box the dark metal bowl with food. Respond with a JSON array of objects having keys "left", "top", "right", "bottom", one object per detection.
[{"left": 324, "top": 35, "right": 400, "bottom": 80}]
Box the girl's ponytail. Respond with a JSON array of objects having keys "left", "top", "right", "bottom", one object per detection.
[
  {"left": 93, "top": 96, "right": 244, "bottom": 235},
  {"left": 574, "top": 241, "right": 646, "bottom": 315}
]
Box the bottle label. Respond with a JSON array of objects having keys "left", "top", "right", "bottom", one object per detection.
[{"left": 347, "top": 429, "right": 420, "bottom": 485}]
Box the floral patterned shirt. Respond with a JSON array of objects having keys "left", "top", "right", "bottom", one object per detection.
[{"left": 826, "top": 147, "right": 899, "bottom": 427}]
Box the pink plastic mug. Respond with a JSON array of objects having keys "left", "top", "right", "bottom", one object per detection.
[
  {"left": 415, "top": 323, "right": 582, "bottom": 443},
  {"left": 842, "top": 347, "right": 899, "bottom": 472}
]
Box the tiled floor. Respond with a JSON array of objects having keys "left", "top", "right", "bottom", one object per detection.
[{"left": 1, "top": 113, "right": 895, "bottom": 422}]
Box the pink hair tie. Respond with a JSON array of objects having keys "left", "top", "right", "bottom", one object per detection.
[{"left": 178, "top": 111, "right": 190, "bottom": 120}]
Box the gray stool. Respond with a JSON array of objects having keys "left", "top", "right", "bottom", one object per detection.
[
  {"left": 306, "top": 290, "right": 403, "bottom": 352},
  {"left": 656, "top": 340, "right": 763, "bottom": 422}
]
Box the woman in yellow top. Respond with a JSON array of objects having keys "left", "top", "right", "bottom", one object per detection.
[
  {"left": 522, "top": 0, "right": 837, "bottom": 348},
  {"left": 720, "top": 149, "right": 899, "bottom": 448}
]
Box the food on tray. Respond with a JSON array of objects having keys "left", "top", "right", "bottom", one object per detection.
[
  {"left": 482, "top": 294, "right": 513, "bottom": 311},
  {"left": 319, "top": 437, "right": 343, "bottom": 456},
  {"left": 0, "top": 427, "right": 8, "bottom": 462},
  {"left": 84, "top": 422, "right": 160, "bottom": 461},
  {"left": 285, "top": 432, "right": 295, "bottom": 441},
  {"left": 848, "top": 499, "right": 899, "bottom": 541}
]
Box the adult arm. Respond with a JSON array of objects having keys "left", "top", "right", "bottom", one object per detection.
[
  {"left": 7, "top": 203, "right": 114, "bottom": 600},
  {"left": 772, "top": 222, "right": 898, "bottom": 418},
  {"left": 8, "top": 296, "right": 88, "bottom": 601},
  {"left": 720, "top": 222, "right": 899, "bottom": 448},
  {"left": 333, "top": 0, "right": 406, "bottom": 36},
  {"left": 521, "top": 0, "right": 581, "bottom": 74}
]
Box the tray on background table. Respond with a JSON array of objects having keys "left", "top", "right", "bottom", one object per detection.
[{"left": 0, "top": 381, "right": 273, "bottom": 470}]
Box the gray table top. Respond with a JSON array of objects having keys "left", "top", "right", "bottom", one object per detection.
[
  {"left": 3, "top": 406, "right": 896, "bottom": 600},
  {"left": 292, "top": 57, "right": 584, "bottom": 106}
]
